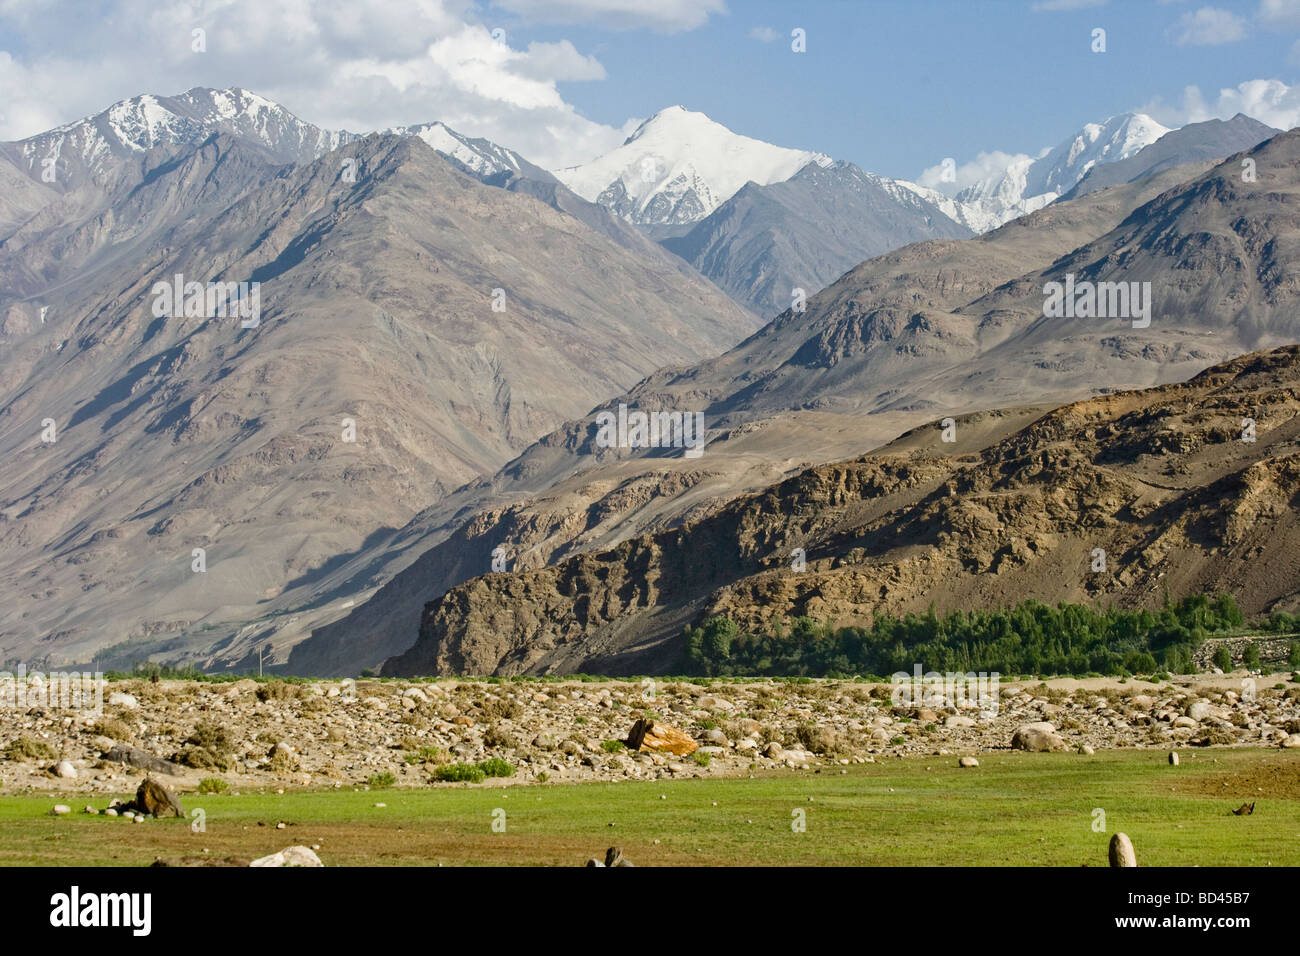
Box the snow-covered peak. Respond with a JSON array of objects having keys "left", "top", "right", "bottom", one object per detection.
[
  {"left": 899, "top": 111, "right": 1173, "bottom": 233},
  {"left": 554, "top": 105, "right": 830, "bottom": 226},
  {"left": 386, "top": 121, "right": 527, "bottom": 179},
  {"left": 10, "top": 87, "right": 356, "bottom": 186},
  {"left": 1025, "top": 112, "right": 1170, "bottom": 197}
]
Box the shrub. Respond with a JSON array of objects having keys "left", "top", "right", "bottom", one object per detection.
[
  {"left": 91, "top": 717, "right": 134, "bottom": 742},
  {"left": 793, "top": 723, "right": 836, "bottom": 754},
  {"left": 173, "top": 746, "right": 234, "bottom": 771},
  {"left": 692, "top": 750, "right": 711, "bottom": 768},
  {"left": 188, "top": 720, "right": 235, "bottom": 756},
  {"left": 600, "top": 739, "right": 625, "bottom": 754},
  {"left": 197, "top": 777, "right": 229, "bottom": 794},
  {"left": 478, "top": 757, "right": 514, "bottom": 778},
  {"left": 367, "top": 771, "right": 397, "bottom": 788},
  {"left": 1243, "top": 642, "right": 1261, "bottom": 669},
  {"left": 4, "top": 736, "right": 56, "bottom": 761},
  {"left": 483, "top": 725, "right": 519, "bottom": 749},
  {"left": 403, "top": 746, "right": 444, "bottom": 765},
  {"left": 478, "top": 697, "right": 523, "bottom": 721},
  {"left": 433, "top": 763, "right": 486, "bottom": 783},
  {"left": 268, "top": 748, "right": 297, "bottom": 773},
  {"left": 1213, "top": 645, "right": 1233, "bottom": 672},
  {"left": 255, "top": 681, "right": 302, "bottom": 702}
]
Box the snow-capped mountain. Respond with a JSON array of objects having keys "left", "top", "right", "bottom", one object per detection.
[
  {"left": 3, "top": 87, "right": 553, "bottom": 196},
  {"left": 4, "top": 88, "right": 356, "bottom": 189},
  {"left": 378, "top": 121, "right": 552, "bottom": 185},
  {"left": 554, "top": 105, "right": 830, "bottom": 227},
  {"left": 905, "top": 113, "right": 1172, "bottom": 232}
]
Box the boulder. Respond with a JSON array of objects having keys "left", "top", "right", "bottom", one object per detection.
[
  {"left": 107, "top": 691, "right": 139, "bottom": 710},
  {"left": 1168, "top": 751, "right": 1179, "bottom": 766},
  {"left": 136, "top": 778, "right": 184, "bottom": 818},
  {"left": 604, "top": 846, "right": 634, "bottom": 867},
  {"left": 101, "top": 744, "right": 183, "bottom": 776},
  {"left": 626, "top": 718, "right": 698, "bottom": 756},
  {"left": 958, "top": 756, "right": 979, "bottom": 768},
  {"left": 51, "top": 760, "right": 77, "bottom": 779},
  {"left": 250, "top": 846, "right": 324, "bottom": 867},
  {"left": 1011, "top": 723, "right": 1068, "bottom": 753},
  {"left": 1108, "top": 833, "right": 1137, "bottom": 867}
]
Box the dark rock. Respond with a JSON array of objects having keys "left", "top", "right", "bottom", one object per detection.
[
  {"left": 101, "top": 744, "right": 184, "bottom": 776},
  {"left": 135, "top": 778, "right": 184, "bottom": 818}
]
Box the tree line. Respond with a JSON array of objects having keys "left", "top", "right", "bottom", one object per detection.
[{"left": 683, "top": 594, "right": 1300, "bottom": 678}]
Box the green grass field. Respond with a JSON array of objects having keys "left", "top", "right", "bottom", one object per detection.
[{"left": 2, "top": 748, "right": 1295, "bottom": 866}]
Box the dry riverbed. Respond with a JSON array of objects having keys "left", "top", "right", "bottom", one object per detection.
[{"left": 3, "top": 672, "right": 1298, "bottom": 796}]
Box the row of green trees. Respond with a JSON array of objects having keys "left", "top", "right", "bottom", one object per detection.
[{"left": 682, "top": 594, "right": 1298, "bottom": 678}]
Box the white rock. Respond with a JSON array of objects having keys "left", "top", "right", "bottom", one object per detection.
[
  {"left": 1187, "top": 701, "right": 1212, "bottom": 721},
  {"left": 53, "top": 760, "right": 77, "bottom": 779},
  {"left": 50, "top": 805, "right": 71, "bottom": 815},
  {"left": 107, "top": 691, "right": 138, "bottom": 709},
  {"left": 250, "top": 846, "right": 324, "bottom": 867}
]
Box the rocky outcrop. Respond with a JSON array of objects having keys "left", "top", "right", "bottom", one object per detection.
[{"left": 385, "top": 346, "right": 1300, "bottom": 677}]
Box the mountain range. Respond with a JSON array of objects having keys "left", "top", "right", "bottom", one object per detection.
[
  {"left": 293, "top": 124, "right": 1300, "bottom": 675},
  {"left": 0, "top": 91, "right": 754, "bottom": 666},
  {"left": 1, "top": 84, "right": 1295, "bottom": 675}
]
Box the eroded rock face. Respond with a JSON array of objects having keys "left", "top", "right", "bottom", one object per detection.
[{"left": 385, "top": 347, "right": 1300, "bottom": 678}]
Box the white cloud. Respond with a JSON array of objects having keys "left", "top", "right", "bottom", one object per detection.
[
  {"left": 1258, "top": 0, "right": 1300, "bottom": 29},
  {"left": 0, "top": 0, "right": 631, "bottom": 169},
  {"left": 491, "top": 0, "right": 726, "bottom": 33},
  {"left": 748, "top": 26, "right": 779, "bottom": 43},
  {"left": 1168, "top": 7, "right": 1248, "bottom": 45},
  {"left": 1145, "top": 78, "right": 1300, "bottom": 130},
  {"left": 1031, "top": 0, "right": 1108, "bottom": 11},
  {"left": 915, "top": 149, "right": 1037, "bottom": 195}
]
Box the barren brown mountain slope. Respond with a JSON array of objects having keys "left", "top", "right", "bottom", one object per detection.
[
  {"left": 295, "top": 156, "right": 1250, "bottom": 673},
  {"left": 385, "top": 346, "right": 1300, "bottom": 676},
  {"left": 0, "top": 132, "right": 755, "bottom": 666}
]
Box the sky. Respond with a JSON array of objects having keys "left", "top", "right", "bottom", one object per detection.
[{"left": 1, "top": 0, "right": 1299, "bottom": 183}]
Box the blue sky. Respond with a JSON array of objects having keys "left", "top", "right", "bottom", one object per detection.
[
  {"left": 502, "top": 0, "right": 1300, "bottom": 178},
  {"left": 1, "top": 1, "right": 1298, "bottom": 177}
]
